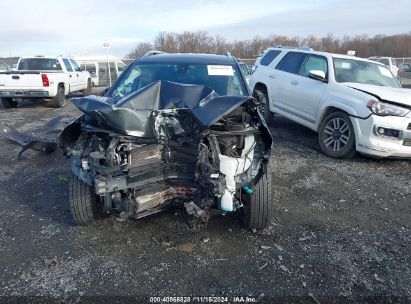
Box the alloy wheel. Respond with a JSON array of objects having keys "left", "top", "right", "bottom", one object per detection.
[{"left": 323, "top": 118, "right": 351, "bottom": 151}]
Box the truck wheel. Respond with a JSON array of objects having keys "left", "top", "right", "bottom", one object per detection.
[
  {"left": 69, "top": 174, "right": 100, "bottom": 226},
  {"left": 254, "top": 89, "right": 273, "bottom": 125},
  {"left": 83, "top": 79, "right": 92, "bottom": 96},
  {"left": 53, "top": 85, "right": 65, "bottom": 108},
  {"left": 318, "top": 111, "right": 356, "bottom": 158},
  {"left": 1, "top": 98, "right": 18, "bottom": 108},
  {"left": 242, "top": 162, "right": 274, "bottom": 230}
]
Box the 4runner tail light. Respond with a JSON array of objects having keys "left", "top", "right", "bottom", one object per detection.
[{"left": 41, "top": 74, "right": 49, "bottom": 87}]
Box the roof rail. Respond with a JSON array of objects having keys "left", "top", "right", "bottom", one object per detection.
[
  {"left": 274, "top": 45, "right": 313, "bottom": 51},
  {"left": 143, "top": 50, "right": 166, "bottom": 57}
]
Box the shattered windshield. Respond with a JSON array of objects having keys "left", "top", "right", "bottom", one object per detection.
[
  {"left": 109, "top": 62, "right": 247, "bottom": 99},
  {"left": 333, "top": 58, "right": 400, "bottom": 88}
]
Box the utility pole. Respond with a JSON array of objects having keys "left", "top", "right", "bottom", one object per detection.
[{"left": 103, "top": 40, "right": 112, "bottom": 86}]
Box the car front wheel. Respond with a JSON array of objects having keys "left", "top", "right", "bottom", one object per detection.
[
  {"left": 69, "top": 174, "right": 101, "bottom": 226},
  {"left": 241, "top": 162, "right": 274, "bottom": 230},
  {"left": 318, "top": 111, "right": 356, "bottom": 158}
]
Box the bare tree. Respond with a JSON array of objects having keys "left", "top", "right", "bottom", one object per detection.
[
  {"left": 129, "top": 31, "right": 411, "bottom": 59},
  {"left": 127, "top": 42, "right": 153, "bottom": 58}
]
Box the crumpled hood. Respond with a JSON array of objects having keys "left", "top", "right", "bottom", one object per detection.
[
  {"left": 344, "top": 82, "right": 411, "bottom": 107},
  {"left": 70, "top": 80, "right": 252, "bottom": 137}
]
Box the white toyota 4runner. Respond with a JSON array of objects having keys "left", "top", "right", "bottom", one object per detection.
[
  {"left": 0, "top": 56, "right": 91, "bottom": 108},
  {"left": 250, "top": 47, "right": 411, "bottom": 158}
]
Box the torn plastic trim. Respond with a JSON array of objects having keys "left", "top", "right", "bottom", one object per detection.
[
  {"left": 219, "top": 134, "right": 255, "bottom": 211},
  {"left": 69, "top": 157, "right": 93, "bottom": 186},
  {"left": 2, "top": 126, "right": 57, "bottom": 160},
  {"left": 349, "top": 113, "right": 372, "bottom": 120}
]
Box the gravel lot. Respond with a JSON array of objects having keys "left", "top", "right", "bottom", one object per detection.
[{"left": 0, "top": 92, "right": 410, "bottom": 303}]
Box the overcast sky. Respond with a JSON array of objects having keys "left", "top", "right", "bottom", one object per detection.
[{"left": 0, "top": 0, "right": 410, "bottom": 58}]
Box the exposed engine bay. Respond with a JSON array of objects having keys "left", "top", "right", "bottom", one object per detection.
[{"left": 59, "top": 81, "right": 272, "bottom": 219}]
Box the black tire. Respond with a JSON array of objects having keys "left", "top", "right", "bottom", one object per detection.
[
  {"left": 254, "top": 89, "right": 273, "bottom": 125},
  {"left": 53, "top": 85, "right": 65, "bottom": 108},
  {"left": 318, "top": 111, "right": 356, "bottom": 158},
  {"left": 83, "top": 79, "right": 92, "bottom": 96},
  {"left": 242, "top": 162, "right": 274, "bottom": 230},
  {"left": 69, "top": 174, "right": 100, "bottom": 226},
  {"left": 1, "top": 98, "right": 18, "bottom": 108}
]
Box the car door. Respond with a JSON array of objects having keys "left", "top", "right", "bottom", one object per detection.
[
  {"left": 286, "top": 54, "right": 329, "bottom": 124},
  {"left": 272, "top": 51, "right": 308, "bottom": 114},
  {"left": 70, "top": 59, "right": 86, "bottom": 90},
  {"left": 62, "top": 58, "right": 76, "bottom": 92}
]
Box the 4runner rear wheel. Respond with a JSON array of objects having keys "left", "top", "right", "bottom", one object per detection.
[
  {"left": 318, "top": 111, "right": 356, "bottom": 158},
  {"left": 53, "top": 85, "right": 65, "bottom": 108},
  {"left": 242, "top": 162, "right": 274, "bottom": 230},
  {"left": 69, "top": 174, "right": 100, "bottom": 226},
  {"left": 1, "top": 98, "right": 18, "bottom": 108}
]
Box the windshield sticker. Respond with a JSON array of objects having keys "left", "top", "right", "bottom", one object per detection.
[
  {"left": 378, "top": 66, "right": 392, "bottom": 78},
  {"left": 341, "top": 62, "right": 351, "bottom": 69},
  {"left": 207, "top": 65, "right": 234, "bottom": 76}
]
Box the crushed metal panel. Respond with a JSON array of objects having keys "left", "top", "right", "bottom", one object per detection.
[{"left": 69, "top": 80, "right": 251, "bottom": 137}]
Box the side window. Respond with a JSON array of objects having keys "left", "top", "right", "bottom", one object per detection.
[
  {"left": 276, "top": 52, "right": 307, "bottom": 74},
  {"left": 378, "top": 58, "right": 389, "bottom": 66},
  {"left": 260, "top": 50, "right": 281, "bottom": 66},
  {"left": 239, "top": 63, "right": 249, "bottom": 75},
  {"left": 117, "top": 62, "right": 126, "bottom": 72},
  {"left": 87, "top": 64, "right": 96, "bottom": 74},
  {"left": 98, "top": 62, "right": 107, "bottom": 73},
  {"left": 70, "top": 59, "right": 82, "bottom": 72},
  {"left": 63, "top": 59, "right": 73, "bottom": 72},
  {"left": 300, "top": 55, "right": 328, "bottom": 78},
  {"left": 81, "top": 64, "right": 96, "bottom": 74}
]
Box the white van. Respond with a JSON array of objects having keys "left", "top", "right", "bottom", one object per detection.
[{"left": 75, "top": 56, "right": 126, "bottom": 87}]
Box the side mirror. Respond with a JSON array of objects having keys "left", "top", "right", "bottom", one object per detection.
[{"left": 308, "top": 70, "right": 327, "bottom": 82}]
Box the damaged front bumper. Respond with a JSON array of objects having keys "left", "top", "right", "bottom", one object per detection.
[{"left": 352, "top": 113, "right": 411, "bottom": 158}]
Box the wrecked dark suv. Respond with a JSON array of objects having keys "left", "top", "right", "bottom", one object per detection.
[{"left": 60, "top": 53, "right": 273, "bottom": 229}]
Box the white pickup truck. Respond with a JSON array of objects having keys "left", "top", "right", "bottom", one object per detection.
[{"left": 0, "top": 56, "right": 91, "bottom": 108}]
